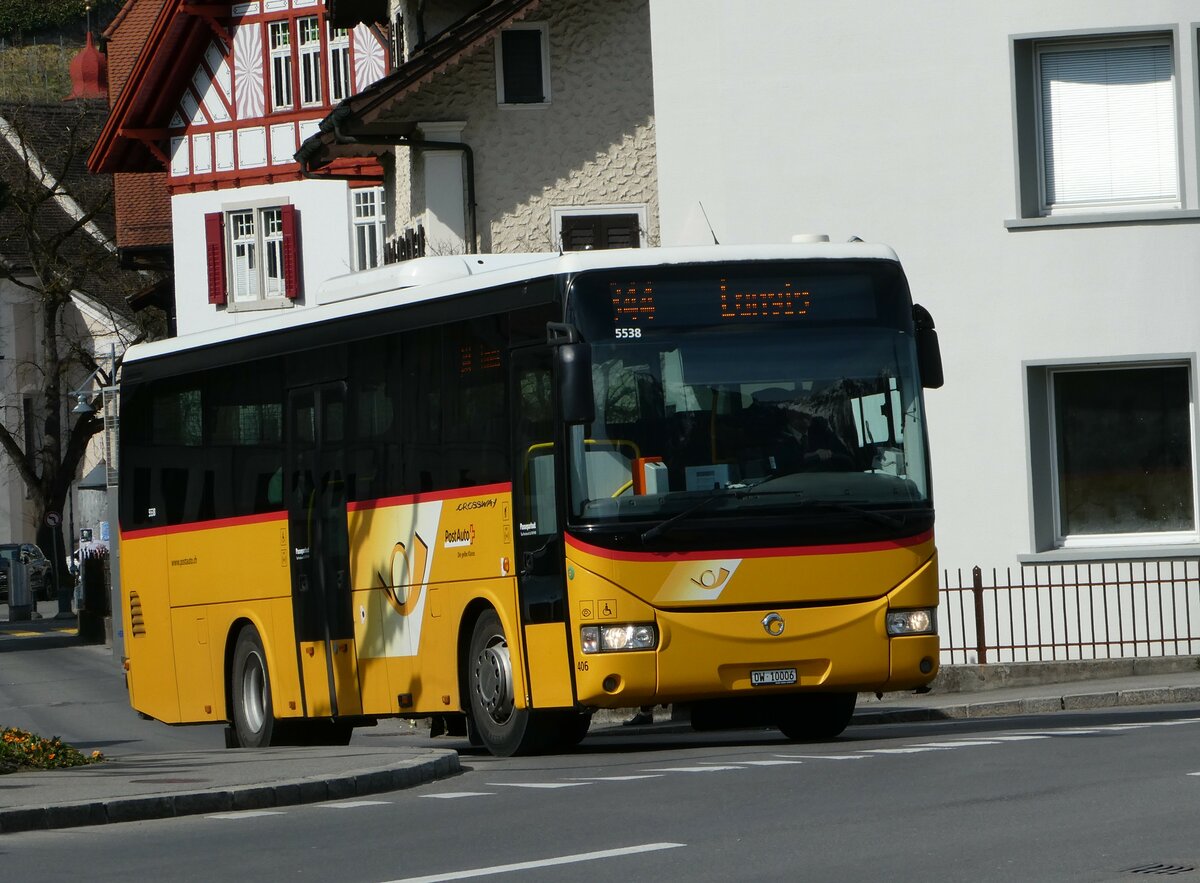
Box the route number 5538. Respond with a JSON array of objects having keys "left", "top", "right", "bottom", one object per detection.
[{"left": 615, "top": 328, "right": 642, "bottom": 339}]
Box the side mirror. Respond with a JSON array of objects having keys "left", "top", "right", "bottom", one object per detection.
[
  {"left": 912, "top": 304, "right": 944, "bottom": 390},
  {"left": 556, "top": 342, "right": 595, "bottom": 425}
]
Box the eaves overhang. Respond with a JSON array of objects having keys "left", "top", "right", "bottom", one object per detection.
[
  {"left": 296, "top": 0, "right": 541, "bottom": 171},
  {"left": 88, "top": 0, "right": 225, "bottom": 174}
]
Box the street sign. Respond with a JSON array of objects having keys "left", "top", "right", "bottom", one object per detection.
[{"left": 45, "top": 511, "right": 61, "bottom": 527}]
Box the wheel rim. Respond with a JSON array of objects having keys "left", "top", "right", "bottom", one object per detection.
[
  {"left": 473, "top": 633, "right": 514, "bottom": 725},
  {"left": 241, "top": 650, "right": 266, "bottom": 734}
]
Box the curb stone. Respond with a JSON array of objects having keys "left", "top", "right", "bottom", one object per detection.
[{"left": 0, "top": 751, "right": 461, "bottom": 835}]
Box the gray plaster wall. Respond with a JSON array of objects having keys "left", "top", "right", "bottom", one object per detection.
[{"left": 649, "top": 0, "right": 1200, "bottom": 574}]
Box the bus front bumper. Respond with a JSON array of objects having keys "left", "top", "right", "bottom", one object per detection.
[{"left": 573, "top": 599, "right": 939, "bottom": 708}]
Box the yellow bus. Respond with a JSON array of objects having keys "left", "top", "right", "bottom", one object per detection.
[{"left": 117, "top": 242, "right": 943, "bottom": 756}]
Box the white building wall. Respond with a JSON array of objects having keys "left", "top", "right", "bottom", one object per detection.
[
  {"left": 649, "top": 0, "right": 1200, "bottom": 575},
  {"left": 0, "top": 282, "right": 37, "bottom": 544},
  {"left": 172, "top": 179, "right": 359, "bottom": 336},
  {"left": 386, "top": 0, "right": 659, "bottom": 253}
]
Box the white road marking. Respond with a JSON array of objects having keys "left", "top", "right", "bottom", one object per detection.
[
  {"left": 487, "top": 782, "right": 589, "bottom": 789},
  {"left": 735, "top": 759, "right": 806, "bottom": 766},
  {"left": 1187, "top": 772, "right": 1200, "bottom": 777},
  {"left": 912, "top": 741, "right": 1002, "bottom": 748},
  {"left": 775, "top": 754, "right": 871, "bottom": 760},
  {"left": 422, "top": 792, "right": 495, "bottom": 799},
  {"left": 862, "top": 746, "right": 952, "bottom": 755},
  {"left": 384, "top": 842, "right": 686, "bottom": 882},
  {"left": 206, "top": 811, "right": 286, "bottom": 819},
  {"left": 567, "top": 775, "right": 665, "bottom": 781},
  {"left": 988, "top": 735, "right": 1050, "bottom": 741},
  {"left": 643, "top": 765, "right": 744, "bottom": 773},
  {"left": 319, "top": 800, "right": 392, "bottom": 809}
]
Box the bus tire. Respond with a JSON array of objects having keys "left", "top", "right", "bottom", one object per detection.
[
  {"left": 559, "top": 709, "right": 592, "bottom": 748},
  {"left": 231, "top": 626, "right": 277, "bottom": 748},
  {"left": 776, "top": 692, "right": 857, "bottom": 741},
  {"left": 466, "top": 608, "right": 557, "bottom": 757}
]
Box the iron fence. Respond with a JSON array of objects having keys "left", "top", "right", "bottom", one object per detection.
[{"left": 939, "top": 560, "right": 1200, "bottom": 664}]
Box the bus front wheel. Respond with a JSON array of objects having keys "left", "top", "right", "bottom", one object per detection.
[
  {"left": 776, "top": 692, "right": 857, "bottom": 741},
  {"left": 231, "top": 626, "right": 277, "bottom": 748},
  {"left": 466, "top": 609, "right": 558, "bottom": 757}
]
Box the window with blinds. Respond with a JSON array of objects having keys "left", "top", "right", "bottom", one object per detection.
[{"left": 1036, "top": 39, "right": 1179, "bottom": 212}]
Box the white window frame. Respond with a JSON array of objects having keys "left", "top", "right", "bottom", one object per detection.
[
  {"left": 550, "top": 204, "right": 648, "bottom": 251},
  {"left": 297, "top": 16, "right": 323, "bottom": 107},
  {"left": 1033, "top": 35, "right": 1180, "bottom": 216},
  {"left": 1042, "top": 360, "right": 1198, "bottom": 550},
  {"left": 351, "top": 187, "right": 386, "bottom": 271},
  {"left": 269, "top": 20, "right": 294, "bottom": 111},
  {"left": 328, "top": 24, "right": 351, "bottom": 103},
  {"left": 494, "top": 22, "right": 551, "bottom": 108},
  {"left": 224, "top": 200, "right": 293, "bottom": 311}
]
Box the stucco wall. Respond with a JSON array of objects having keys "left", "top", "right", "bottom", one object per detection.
[
  {"left": 649, "top": 0, "right": 1200, "bottom": 574},
  {"left": 172, "top": 179, "right": 359, "bottom": 336},
  {"left": 386, "top": 0, "right": 659, "bottom": 253}
]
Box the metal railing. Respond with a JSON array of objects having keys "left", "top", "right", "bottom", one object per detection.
[{"left": 939, "top": 560, "right": 1200, "bottom": 664}]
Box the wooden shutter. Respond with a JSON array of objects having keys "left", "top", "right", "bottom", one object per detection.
[
  {"left": 500, "top": 29, "right": 544, "bottom": 103},
  {"left": 561, "top": 214, "right": 640, "bottom": 251},
  {"left": 205, "top": 212, "right": 227, "bottom": 305},
  {"left": 281, "top": 204, "right": 302, "bottom": 300}
]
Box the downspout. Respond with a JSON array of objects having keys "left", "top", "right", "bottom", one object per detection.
[{"left": 299, "top": 112, "right": 478, "bottom": 254}]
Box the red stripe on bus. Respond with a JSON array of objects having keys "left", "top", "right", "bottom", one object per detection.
[
  {"left": 565, "top": 529, "right": 934, "bottom": 563},
  {"left": 121, "top": 510, "right": 288, "bottom": 541},
  {"left": 347, "top": 482, "right": 513, "bottom": 512}
]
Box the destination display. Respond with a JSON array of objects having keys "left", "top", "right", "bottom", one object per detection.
[{"left": 606, "top": 273, "right": 883, "bottom": 328}]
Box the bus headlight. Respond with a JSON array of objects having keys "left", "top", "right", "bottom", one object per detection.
[
  {"left": 886, "top": 608, "right": 936, "bottom": 636},
  {"left": 580, "top": 624, "right": 657, "bottom": 653}
]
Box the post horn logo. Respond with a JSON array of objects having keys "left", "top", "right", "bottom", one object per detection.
[{"left": 762, "top": 612, "right": 785, "bottom": 637}]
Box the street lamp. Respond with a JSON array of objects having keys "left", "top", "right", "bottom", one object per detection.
[{"left": 70, "top": 367, "right": 106, "bottom": 415}]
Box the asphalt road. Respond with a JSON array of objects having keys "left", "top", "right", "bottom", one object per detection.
[{"left": 5, "top": 641, "right": 1200, "bottom": 881}]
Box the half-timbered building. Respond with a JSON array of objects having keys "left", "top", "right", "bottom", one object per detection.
[{"left": 91, "top": 0, "right": 391, "bottom": 335}]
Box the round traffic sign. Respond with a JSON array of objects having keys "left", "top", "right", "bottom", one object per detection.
[{"left": 45, "top": 511, "right": 61, "bottom": 527}]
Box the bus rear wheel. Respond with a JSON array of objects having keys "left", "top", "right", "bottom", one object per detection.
[
  {"left": 231, "top": 626, "right": 277, "bottom": 748},
  {"left": 466, "top": 609, "right": 560, "bottom": 757},
  {"left": 776, "top": 692, "right": 857, "bottom": 741}
]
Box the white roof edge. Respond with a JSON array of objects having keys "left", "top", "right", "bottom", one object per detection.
[{"left": 125, "top": 242, "right": 900, "bottom": 365}]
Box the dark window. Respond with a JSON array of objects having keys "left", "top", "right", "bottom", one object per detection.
[
  {"left": 120, "top": 360, "right": 285, "bottom": 529},
  {"left": 500, "top": 28, "right": 545, "bottom": 104},
  {"left": 561, "top": 214, "right": 640, "bottom": 251},
  {"left": 442, "top": 316, "right": 508, "bottom": 488},
  {"left": 1053, "top": 365, "right": 1194, "bottom": 538}
]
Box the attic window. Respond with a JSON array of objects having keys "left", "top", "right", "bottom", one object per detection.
[{"left": 495, "top": 24, "right": 549, "bottom": 106}]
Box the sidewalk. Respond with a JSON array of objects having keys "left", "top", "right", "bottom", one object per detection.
[{"left": 4, "top": 604, "right": 1199, "bottom": 835}]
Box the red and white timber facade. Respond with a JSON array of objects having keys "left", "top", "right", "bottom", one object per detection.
[{"left": 92, "top": 0, "right": 390, "bottom": 335}]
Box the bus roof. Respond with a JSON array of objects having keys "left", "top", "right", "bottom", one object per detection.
[{"left": 124, "top": 241, "right": 901, "bottom": 365}]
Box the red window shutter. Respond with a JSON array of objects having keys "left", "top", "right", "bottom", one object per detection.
[
  {"left": 281, "top": 204, "right": 302, "bottom": 300},
  {"left": 205, "top": 212, "right": 227, "bottom": 305}
]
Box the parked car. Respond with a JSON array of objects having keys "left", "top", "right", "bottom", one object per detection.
[{"left": 0, "top": 543, "right": 53, "bottom": 603}]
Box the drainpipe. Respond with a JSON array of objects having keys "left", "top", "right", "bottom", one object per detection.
[{"left": 299, "top": 109, "right": 478, "bottom": 253}]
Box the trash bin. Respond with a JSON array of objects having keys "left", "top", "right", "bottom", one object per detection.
[
  {"left": 78, "top": 551, "right": 108, "bottom": 644},
  {"left": 6, "top": 557, "right": 32, "bottom": 622}
]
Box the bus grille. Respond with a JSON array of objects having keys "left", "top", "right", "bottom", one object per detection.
[{"left": 128, "top": 591, "right": 146, "bottom": 637}]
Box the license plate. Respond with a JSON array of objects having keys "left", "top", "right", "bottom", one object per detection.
[{"left": 751, "top": 668, "right": 797, "bottom": 686}]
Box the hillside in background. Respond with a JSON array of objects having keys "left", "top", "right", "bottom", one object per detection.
[
  {"left": 0, "top": 43, "right": 79, "bottom": 101},
  {"left": 0, "top": 0, "right": 123, "bottom": 101}
]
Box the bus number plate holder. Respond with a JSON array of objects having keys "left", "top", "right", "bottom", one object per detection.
[{"left": 751, "top": 668, "right": 797, "bottom": 686}]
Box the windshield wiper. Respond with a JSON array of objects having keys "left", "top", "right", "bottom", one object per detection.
[
  {"left": 640, "top": 486, "right": 910, "bottom": 543},
  {"left": 790, "top": 500, "right": 905, "bottom": 529},
  {"left": 640, "top": 490, "right": 731, "bottom": 544}
]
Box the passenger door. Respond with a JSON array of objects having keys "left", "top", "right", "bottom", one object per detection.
[{"left": 287, "top": 383, "right": 363, "bottom": 719}]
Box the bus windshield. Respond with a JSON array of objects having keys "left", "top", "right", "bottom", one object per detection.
[{"left": 564, "top": 261, "right": 931, "bottom": 535}]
